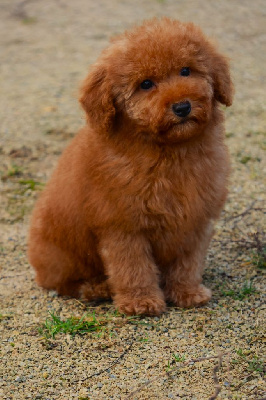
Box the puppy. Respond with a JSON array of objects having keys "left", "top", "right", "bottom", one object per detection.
[{"left": 28, "top": 18, "right": 233, "bottom": 315}]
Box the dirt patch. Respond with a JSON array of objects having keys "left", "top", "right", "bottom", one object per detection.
[{"left": 0, "top": 1, "right": 265, "bottom": 399}]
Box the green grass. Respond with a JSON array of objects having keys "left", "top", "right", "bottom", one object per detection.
[
  {"left": 259, "top": 139, "right": 266, "bottom": 150},
  {"left": 38, "top": 312, "right": 102, "bottom": 338},
  {"left": 225, "top": 132, "right": 234, "bottom": 138},
  {"left": 22, "top": 17, "right": 37, "bottom": 25},
  {"left": 38, "top": 308, "right": 163, "bottom": 342},
  {"left": 166, "top": 360, "right": 173, "bottom": 372},
  {"left": 232, "top": 349, "right": 264, "bottom": 374},
  {"left": 7, "top": 164, "right": 23, "bottom": 177},
  {"left": 236, "top": 151, "right": 261, "bottom": 164},
  {"left": 252, "top": 248, "right": 266, "bottom": 270},
  {"left": 19, "top": 179, "right": 44, "bottom": 190},
  {"left": 137, "top": 334, "right": 150, "bottom": 342},
  {"left": 0, "top": 313, "right": 13, "bottom": 321},
  {"left": 235, "top": 348, "right": 245, "bottom": 357},
  {"left": 166, "top": 353, "right": 186, "bottom": 372},
  {"left": 247, "top": 356, "right": 264, "bottom": 373},
  {"left": 173, "top": 353, "right": 186, "bottom": 362},
  {"left": 239, "top": 155, "right": 252, "bottom": 164},
  {"left": 221, "top": 280, "right": 257, "bottom": 300},
  {"left": 38, "top": 310, "right": 159, "bottom": 339}
]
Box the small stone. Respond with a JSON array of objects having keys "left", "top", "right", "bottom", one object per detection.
[
  {"left": 15, "top": 376, "right": 25, "bottom": 383},
  {"left": 48, "top": 291, "right": 57, "bottom": 298}
]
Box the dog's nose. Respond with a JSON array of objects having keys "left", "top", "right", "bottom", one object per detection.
[{"left": 172, "top": 101, "right": 191, "bottom": 118}]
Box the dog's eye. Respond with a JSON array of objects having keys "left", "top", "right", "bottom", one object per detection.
[
  {"left": 180, "top": 67, "right": 190, "bottom": 76},
  {"left": 140, "top": 80, "right": 155, "bottom": 90}
]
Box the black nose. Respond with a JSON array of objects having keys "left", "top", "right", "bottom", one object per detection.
[{"left": 172, "top": 101, "right": 191, "bottom": 118}]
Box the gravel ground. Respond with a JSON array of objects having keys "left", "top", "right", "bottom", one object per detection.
[{"left": 0, "top": 1, "right": 265, "bottom": 399}]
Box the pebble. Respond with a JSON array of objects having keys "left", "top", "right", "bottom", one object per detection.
[
  {"left": 48, "top": 291, "right": 58, "bottom": 298},
  {"left": 15, "top": 376, "right": 25, "bottom": 383}
]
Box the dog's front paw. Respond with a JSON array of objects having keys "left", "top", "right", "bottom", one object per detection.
[
  {"left": 166, "top": 284, "right": 211, "bottom": 308},
  {"left": 115, "top": 293, "right": 166, "bottom": 316}
]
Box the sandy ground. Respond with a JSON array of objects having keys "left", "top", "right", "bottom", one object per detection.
[{"left": 0, "top": 1, "right": 265, "bottom": 399}]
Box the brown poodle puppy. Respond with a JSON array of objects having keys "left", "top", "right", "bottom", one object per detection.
[{"left": 28, "top": 18, "right": 233, "bottom": 315}]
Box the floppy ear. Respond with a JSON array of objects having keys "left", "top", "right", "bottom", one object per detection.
[
  {"left": 79, "top": 64, "right": 115, "bottom": 133},
  {"left": 211, "top": 52, "right": 234, "bottom": 106}
]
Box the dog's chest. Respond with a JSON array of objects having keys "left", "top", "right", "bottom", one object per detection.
[
  {"left": 98, "top": 142, "right": 228, "bottom": 232},
  {"left": 131, "top": 168, "right": 196, "bottom": 229},
  {"left": 130, "top": 153, "right": 224, "bottom": 231}
]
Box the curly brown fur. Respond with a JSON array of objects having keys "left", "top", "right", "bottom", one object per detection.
[{"left": 28, "top": 18, "right": 233, "bottom": 315}]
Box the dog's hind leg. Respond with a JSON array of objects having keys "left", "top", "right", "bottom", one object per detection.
[
  {"left": 28, "top": 235, "right": 110, "bottom": 300},
  {"left": 28, "top": 239, "right": 87, "bottom": 297}
]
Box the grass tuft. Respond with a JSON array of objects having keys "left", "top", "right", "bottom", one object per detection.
[
  {"left": 221, "top": 280, "right": 257, "bottom": 300},
  {"left": 38, "top": 312, "right": 102, "bottom": 338},
  {"left": 247, "top": 356, "right": 264, "bottom": 373},
  {"left": 252, "top": 247, "right": 266, "bottom": 270},
  {"left": 19, "top": 179, "right": 44, "bottom": 190},
  {"left": 7, "top": 164, "right": 23, "bottom": 177},
  {"left": 38, "top": 309, "right": 161, "bottom": 340},
  {"left": 232, "top": 349, "right": 265, "bottom": 374},
  {"left": 173, "top": 353, "right": 186, "bottom": 362}
]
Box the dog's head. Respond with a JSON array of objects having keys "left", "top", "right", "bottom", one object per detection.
[{"left": 80, "top": 18, "right": 233, "bottom": 144}]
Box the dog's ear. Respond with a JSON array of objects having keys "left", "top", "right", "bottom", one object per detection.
[
  {"left": 79, "top": 64, "right": 115, "bottom": 133},
  {"left": 211, "top": 52, "right": 234, "bottom": 106}
]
